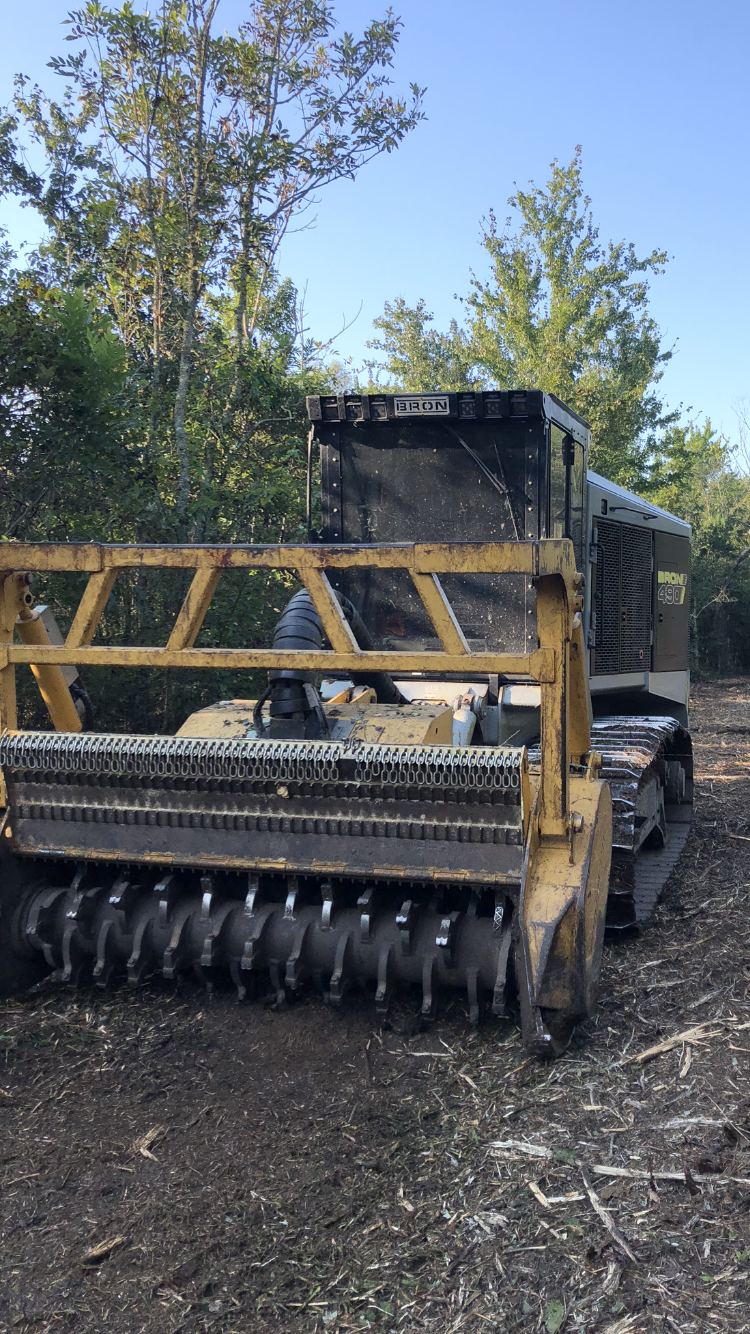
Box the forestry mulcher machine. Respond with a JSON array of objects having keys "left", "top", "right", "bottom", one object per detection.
[{"left": 0, "top": 390, "right": 692, "bottom": 1055}]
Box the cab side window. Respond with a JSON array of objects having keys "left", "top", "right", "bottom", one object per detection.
[
  {"left": 570, "top": 440, "right": 585, "bottom": 569},
  {"left": 549, "top": 424, "right": 586, "bottom": 569},
  {"left": 550, "top": 425, "right": 566, "bottom": 540}
]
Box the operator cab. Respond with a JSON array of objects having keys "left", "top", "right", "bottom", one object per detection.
[{"left": 306, "top": 390, "right": 691, "bottom": 735}]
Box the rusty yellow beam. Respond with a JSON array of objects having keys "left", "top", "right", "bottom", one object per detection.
[
  {"left": 298, "top": 568, "right": 360, "bottom": 654},
  {"left": 15, "top": 611, "right": 82, "bottom": 732},
  {"left": 166, "top": 569, "right": 222, "bottom": 651},
  {"left": 0, "top": 539, "right": 577, "bottom": 586},
  {"left": 568, "top": 611, "right": 592, "bottom": 761},
  {"left": 0, "top": 546, "right": 103, "bottom": 573},
  {"left": 410, "top": 572, "right": 469, "bottom": 656},
  {"left": 533, "top": 570, "right": 573, "bottom": 837},
  {"left": 2, "top": 644, "right": 557, "bottom": 681},
  {"left": 0, "top": 575, "right": 23, "bottom": 731},
  {"left": 66, "top": 570, "right": 119, "bottom": 649},
  {"left": 0, "top": 659, "right": 16, "bottom": 731}
]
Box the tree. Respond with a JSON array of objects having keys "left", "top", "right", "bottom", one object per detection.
[
  {"left": 0, "top": 268, "right": 136, "bottom": 541},
  {"left": 363, "top": 152, "right": 750, "bottom": 673},
  {"left": 367, "top": 150, "right": 676, "bottom": 488},
  {"left": 365, "top": 297, "right": 478, "bottom": 392},
  {"left": 0, "top": 0, "right": 423, "bottom": 730},
  {"left": 644, "top": 421, "right": 750, "bottom": 672},
  {"left": 13, "top": 0, "right": 424, "bottom": 525}
]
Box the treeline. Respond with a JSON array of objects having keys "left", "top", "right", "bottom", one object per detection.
[
  {"left": 0, "top": 3, "right": 747, "bottom": 737},
  {"left": 360, "top": 152, "right": 750, "bottom": 677},
  {"left": 0, "top": 0, "right": 422, "bottom": 730}
]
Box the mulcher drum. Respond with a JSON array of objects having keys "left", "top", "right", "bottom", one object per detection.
[{"left": 0, "top": 733, "right": 524, "bottom": 1021}]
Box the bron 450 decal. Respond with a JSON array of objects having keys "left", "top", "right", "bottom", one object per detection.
[{"left": 658, "top": 569, "right": 687, "bottom": 605}]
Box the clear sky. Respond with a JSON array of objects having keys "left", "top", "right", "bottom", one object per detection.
[{"left": 2, "top": 0, "right": 748, "bottom": 438}]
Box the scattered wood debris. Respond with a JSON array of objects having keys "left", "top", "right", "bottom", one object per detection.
[
  {"left": 0, "top": 679, "right": 749, "bottom": 1332},
  {"left": 621, "top": 1021, "right": 721, "bottom": 1065},
  {"left": 81, "top": 1235, "right": 126, "bottom": 1265},
  {"left": 591, "top": 1164, "right": 750, "bottom": 1185},
  {"left": 131, "top": 1124, "right": 166, "bottom": 1160},
  {"left": 580, "top": 1166, "right": 638, "bottom": 1263}
]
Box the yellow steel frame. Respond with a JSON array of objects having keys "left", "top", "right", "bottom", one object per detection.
[{"left": 0, "top": 538, "right": 589, "bottom": 837}]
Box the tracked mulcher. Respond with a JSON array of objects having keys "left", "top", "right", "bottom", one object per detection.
[{"left": 0, "top": 391, "right": 692, "bottom": 1054}]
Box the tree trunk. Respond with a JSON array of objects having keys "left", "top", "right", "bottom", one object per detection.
[
  {"left": 174, "top": 268, "right": 198, "bottom": 519},
  {"left": 147, "top": 267, "right": 162, "bottom": 466},
  {"left": 173, "top": 0, "right": 217, "bottom": 521},
  {"left": 234, "top": 190, "right": 250, "bottom": 351}
]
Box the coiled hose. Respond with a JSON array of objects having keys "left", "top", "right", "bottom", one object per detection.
[{"left": 254, "top": 590, "right": 403, "bottom": 738}]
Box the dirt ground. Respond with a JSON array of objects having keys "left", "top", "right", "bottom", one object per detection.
[{"left": 1, "top": 678, "right": 749, "bottom": 1334}]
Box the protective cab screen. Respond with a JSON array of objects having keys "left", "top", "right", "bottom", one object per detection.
[{"left": 320, "top": 417, "right": 547, "bottom": 655}]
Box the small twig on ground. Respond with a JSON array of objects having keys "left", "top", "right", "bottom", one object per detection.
[
  {"left": 488, "top": 1139, "right": 551, "bottom": 1158},
  {"left": 131, "top": 1125, "right": 166, "bottom": 1160},
  {"left": 621, "top": 1023, "right": 721, "bottom": 1065},
  {"left": 591, "top": 1164, "right": 750, "bottom": 1186},
  {"left": 81, "top": 1235, "right": 126, "bottom": 1265},
  {"left": 580, "top": 1165, "right": 638, "bottom": 1263}
]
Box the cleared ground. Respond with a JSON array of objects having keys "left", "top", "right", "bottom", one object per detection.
[{"left": 1, "top": 678, "right": 749, "bottom": 1334}]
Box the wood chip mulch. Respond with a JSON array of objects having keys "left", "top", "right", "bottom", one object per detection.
[{"left": 1, "top": 678, "right": 748, "bottom": 1333}]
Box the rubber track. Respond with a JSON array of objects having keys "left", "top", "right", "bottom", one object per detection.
[
  {"left": 630, "top": 818, "right": 692, "bottom": 924},
  {"left": 592, "top": 716, "right": 692, "bottom": 929},
  {"left": 530, "top": 715, "right": 693, "bottom": 930}
]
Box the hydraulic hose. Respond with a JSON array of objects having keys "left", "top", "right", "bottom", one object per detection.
[{"left": 258, "top": 589, "right": 403, "bottom": 738}]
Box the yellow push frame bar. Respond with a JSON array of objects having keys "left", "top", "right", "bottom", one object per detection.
[{"left": 0, "top": 539, "right": 590, "bottom": 837}]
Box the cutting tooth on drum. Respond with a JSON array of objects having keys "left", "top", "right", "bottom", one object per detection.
[{"left": 15, "top": 868, "right": 513, "bottom": 1023}]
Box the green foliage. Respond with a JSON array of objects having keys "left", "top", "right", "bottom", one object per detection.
[
  {"left": 365, "top": 151, "right": 750, "bottom": 673},
  {"left": 368, "top": 150, "right": 676, "bottom": 488},
  {"left": 0, "top": 272, "right": 136, "bottom": 540},
  {"left": 0, "top": 0, "right": 422, "bottom": 731},
  {"left": 644, "top": 422, "right": 750, "bottom": 672},
  {"left": 8, "top": 0, "right": 423, "bottom": 524},
  {"left": 544, "top": 1300, "right": 565, "bottom": 1334},
  {"left": 12, "top": 0, "right": 423, "bottom": 521},
  {"left": 468, "top": 151, "right": 677, "bottom": 487},
  {"left": 365, "top": 297, "right": 479, "bottom": 392}
]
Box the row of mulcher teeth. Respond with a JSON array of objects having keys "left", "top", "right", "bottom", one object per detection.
[
  {"left": 13, "top": 801, "right": 523, "bottom": 844},
  {"left": 20, "top": 869, "right": 516, "bottom": 1024}
]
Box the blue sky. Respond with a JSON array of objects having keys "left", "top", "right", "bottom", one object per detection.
[{"left": 2, "top": 0, "right": 748, "bottom": 439}]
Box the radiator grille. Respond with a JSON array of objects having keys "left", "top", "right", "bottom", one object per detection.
[
  {"left": 593, "top": 519, "right": 652, "bottom": 675},
  {"left": 594, "top": 520, "right": 621, "bottom": 674},
  {"left": 620, "top": 524, "right": 653, "bottom": 670}
]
